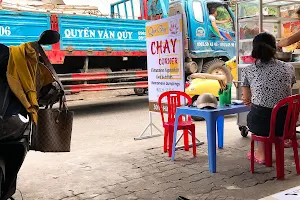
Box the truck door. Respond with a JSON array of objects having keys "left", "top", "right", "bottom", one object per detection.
[{"left": 187, "top": 0, "right": 214, "bottom": 56}]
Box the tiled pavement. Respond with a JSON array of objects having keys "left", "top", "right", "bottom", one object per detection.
[
  {"left": 15, "top": 97, "right": 300, "bottom": 200},
  {"left": 72, "top": 143, "right": 299, "bottom": 200}
]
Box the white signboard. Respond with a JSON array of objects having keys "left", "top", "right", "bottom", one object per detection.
[
  {"left": 146, "top": 14, "right": 185, "bottom": 113},
  {"left": 260, "top": 186, "right": 300, "bottom": 200}
]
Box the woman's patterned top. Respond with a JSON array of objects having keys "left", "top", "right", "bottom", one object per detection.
[{"left": 241, "top": 59, "right": 296, "bottom": 108}]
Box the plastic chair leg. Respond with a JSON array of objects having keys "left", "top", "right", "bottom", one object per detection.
[
  {"left": 265, "top": 142, "right": 272, "bottom": 167},
  {"left": 190, "top": 125, "right": 196, "bottom": 157},
  {"left": 291, "top": 138, "right": 300, "bottom": 174},
  {"left": 275, "top": 141, "right": 285, "bottom": 180},
  {"left": 168, "top": 128, "right": 174, "bottom": 158},
  {"left": 164, "top": 127, "right": 168, "bottom": 153},
  {"left": 251, "top": 139, "right": 255, "bottom": 173},
  {"left": 184, "top": 130, "right": 189, "bottom": 151}
]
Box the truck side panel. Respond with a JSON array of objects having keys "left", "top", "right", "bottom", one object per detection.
[
  {"left": 0, "top": 10, "right": 51, "bottom": 49},
  {"left": 58, "top": 15, "right": 147, "bottom": 52}
]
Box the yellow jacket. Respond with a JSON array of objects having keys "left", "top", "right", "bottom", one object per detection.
[{"left": 6, "top": 42, "right": 54, "bottom": 124}]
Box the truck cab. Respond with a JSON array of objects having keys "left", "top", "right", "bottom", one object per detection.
[{"left": 147, "top": 0, "right": 236, "bottom": 80}]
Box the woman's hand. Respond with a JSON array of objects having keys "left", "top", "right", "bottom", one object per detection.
[
  {"left": 277, "top": 46, "right": 283, "bottom": 52},
  {"left": 242, "top": 86, "right": 252, "bottom": 107},
  {"left": 242, "top": 96, "right": 252, "bottom": 107},
  {"left": 277, "top": 40, "right": 286, "bottom": 48}
]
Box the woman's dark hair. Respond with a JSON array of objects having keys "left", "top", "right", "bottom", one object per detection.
[
  {"left": 296, "top": 8, "right": 300, "bottom": 16},
  {"left": 209, "top": 7, "right": 217, "bottom": 15},
  {"left": 251, "top": 32, "right": 276, "bottom": 63}
]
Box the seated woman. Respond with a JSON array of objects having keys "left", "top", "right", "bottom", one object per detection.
[{"left": 241, "top": 32, "right": 296, "bottom": 164}]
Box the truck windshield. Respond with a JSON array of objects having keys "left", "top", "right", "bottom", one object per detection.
[{"left": 216, "top": 6, "right": 234, "bottom": 32}]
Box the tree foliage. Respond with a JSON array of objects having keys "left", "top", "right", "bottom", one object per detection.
[{"left": 216, "top": 6, "right": 233, "bottom": 31}]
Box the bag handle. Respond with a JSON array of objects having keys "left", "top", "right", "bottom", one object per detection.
[
  {"left": 35, "top": 43, "right": 68, "bottom": 109},
  {"left": 54, "top": 95, "right": 69, "bottom": 123},
  {"left": 37, "top": 44, "right": 64, "bottom": 91}
]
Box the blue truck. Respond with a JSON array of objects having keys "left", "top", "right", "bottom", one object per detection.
[{"left": 0, "top": 0, "right": 235, "bottom": 96}]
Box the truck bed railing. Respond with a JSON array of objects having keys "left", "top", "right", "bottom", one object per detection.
[
  {"left": 63, "top": 81, "right": 148, "bottom": 94},
  {"left": 58, "top": 70, "right": 147, "bottom": 82},
  {"left": 58, "top": 70, "right": 148, "bottom": 94},
  {"left": 110, "top": 0, "right": 136, "bottom": 19}
]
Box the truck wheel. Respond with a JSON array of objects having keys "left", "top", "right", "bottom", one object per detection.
[
  {"left": 191, "top": 96, "right": 204, "bottom": 121},
  {"left": 202, "top": 59, "right": 233, "bottom": 84},
  {"left": 134, "top": 88, "right": 146, "bottom": 96},
  {"left": 239, "top": 126, "right": 249, "bottom": 137}
]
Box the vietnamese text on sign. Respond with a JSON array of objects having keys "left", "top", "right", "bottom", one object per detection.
[{"left": 64, "top": 28, "right": 146, "bottom": 40}]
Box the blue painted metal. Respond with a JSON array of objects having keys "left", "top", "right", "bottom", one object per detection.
[
  {"left": 0, "top": 10, "right": 51, "bottom": 49},
  {"left": 110, "top": 4, "right": 114, "bottom": 17},
  {"left": 117, "top": 5, "right": 121, "bottom": 18},
  {"left": 130, "top": 0, "right": 135, "bottom": 19},
  {"left": 140, "top": 0, "right": 145, "bottom": 19},
  {"left": 111, "top": 0, "right": 135, "bottom": 19},
  {"left": 58, "top": 15, "right": 147, "bottom": 51},
  {"left": 110, "top": 0, "right": 130, "bottom": 7},
  {"left": 159, "top": 0, "right": 168, "bottom": 18},
  {"left": 147, "top": 0, "right": 169, "bottom": 17},
  {"left": 185, "top": 0, "right": 236, "bottom": 60},
  {"left": 124, "top": 2, "right": 128, "bottom": 19}
]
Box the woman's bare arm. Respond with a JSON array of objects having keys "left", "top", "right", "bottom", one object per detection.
[
  {"left": 278, "top": 31, "right": 300, "bottom": 47},
  {"left": 216, "top": 19, "right": 230, "bottom": 24},
  {"left": 211, "top": 21, "right": 224, "bottom": 40},
  {"left": 242, "top": 86, "right": 252, "bottom": 107}
]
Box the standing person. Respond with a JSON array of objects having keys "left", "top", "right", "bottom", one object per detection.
[
  {"left": 278, "top": 7, "right": 300, "bottom": 148},
  {"left": 209, "top": 7, "right": 231, "bottom": 41},
  {"left": 241, "top": 32, "right": 296, "bottom": 164}
]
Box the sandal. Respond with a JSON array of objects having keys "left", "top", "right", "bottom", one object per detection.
[
  {"left": 284, "top": 139, "right": 292, "bottom": 148},
  {"left": 247, "top": 152, "right": 265, "bottom": 164}
]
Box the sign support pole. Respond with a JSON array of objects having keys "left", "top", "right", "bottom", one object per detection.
[{"left": 134, "top": 112, "right": 163, "bottom": 140}]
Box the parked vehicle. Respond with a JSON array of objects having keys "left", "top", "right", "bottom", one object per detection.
[{"left": 0, "top": 0, "right": 236, "bottom": 98}]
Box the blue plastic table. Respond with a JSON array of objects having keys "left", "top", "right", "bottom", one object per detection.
[{"left": 171, "top": 104, "right": 250, "bottom": 173}]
